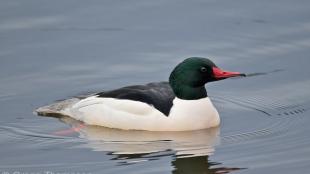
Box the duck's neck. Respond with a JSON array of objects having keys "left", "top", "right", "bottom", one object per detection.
[{"left": 169, "top": 83, "right": 208, "bottom": 100}]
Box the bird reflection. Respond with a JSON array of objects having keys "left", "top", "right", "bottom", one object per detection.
[
  {"left": 56, "top": 116, "right": 244, "bottom": 174},
  {"left": 172, "top": 156, "right": 244, "bottom": 174}
]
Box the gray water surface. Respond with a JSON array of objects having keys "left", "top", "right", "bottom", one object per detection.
[{"left": 1, "top": 0, "right": 310, "bottom": 174}]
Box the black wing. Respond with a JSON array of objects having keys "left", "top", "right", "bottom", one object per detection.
[{"left": 96, "top": 82, "right": 175, "bottom": 116}]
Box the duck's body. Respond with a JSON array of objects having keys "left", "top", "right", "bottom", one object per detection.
[
  {"left": 59, "top": 82, "right": 219, "bottom": 131},
  {"left": 36, "top": 57, "right": 243, "bottom": 131}
]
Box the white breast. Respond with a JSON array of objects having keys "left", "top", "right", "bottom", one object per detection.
[
  {"left": 63, "top": 96, "right": 220, "bottom": 131},
  {"left": 167, "top": 97, "right": 220, "bottom": 131}
]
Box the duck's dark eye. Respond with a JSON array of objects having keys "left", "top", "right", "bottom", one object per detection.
[{"left": 200, "top": 67, "right": 207, "bottom": 73}]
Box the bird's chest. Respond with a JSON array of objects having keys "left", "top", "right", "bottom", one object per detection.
[{"left": 167, "top": 97, "right": 220, "bottom": 130}]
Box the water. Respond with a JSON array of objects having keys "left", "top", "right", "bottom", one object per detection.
[{"left": 1, "top": 0, "right": 310, "bottom": 173}]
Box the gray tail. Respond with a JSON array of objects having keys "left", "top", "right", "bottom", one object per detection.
[{"left": 35, "top": 98, "right": 80, "bottom": 117}]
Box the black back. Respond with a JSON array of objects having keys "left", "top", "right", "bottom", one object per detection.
[{"left": 96, "top": 82, "right": 175, "bottom": 116}]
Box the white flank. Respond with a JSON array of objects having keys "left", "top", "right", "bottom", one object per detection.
[{"left": 59, "top": 96, "right": 220, "bottom": 131}]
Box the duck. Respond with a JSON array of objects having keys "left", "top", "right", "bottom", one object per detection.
[{"left": 36, "top": 57, "right": 245, "bottom": 131}]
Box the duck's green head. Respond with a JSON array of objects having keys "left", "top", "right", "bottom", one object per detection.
[{"left": 169, "top": 57, "right": 244, "bottom": 100}]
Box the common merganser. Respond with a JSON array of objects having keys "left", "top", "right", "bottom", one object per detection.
[{"left": 36, "top": 57, "right": 244, "bottom": 131}]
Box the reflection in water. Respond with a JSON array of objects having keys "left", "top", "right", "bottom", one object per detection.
[
  {"left": 56, "top": 117, "right": 244, "bottom": 173},
  {"left": 58, "top": 116, "right": 219, "bottom": 156},
  {"left": 172, "top": 156, "right": 244, "bottom": 174}
]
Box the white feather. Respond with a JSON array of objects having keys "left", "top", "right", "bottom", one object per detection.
[{"left": 61, "top": 96, "right": 220, "bottom": 131}]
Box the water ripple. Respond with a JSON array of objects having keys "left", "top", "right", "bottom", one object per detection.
[{"left": 212, "top": 93, "right": 309, "bottom": 144}]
